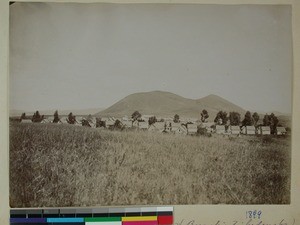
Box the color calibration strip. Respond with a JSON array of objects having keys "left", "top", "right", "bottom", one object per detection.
[{"left": 10, "top": 207, "right": 173, "bottom": 225}]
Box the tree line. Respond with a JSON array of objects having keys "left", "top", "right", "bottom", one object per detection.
[{"left": 19, "top": 109, "right": 281, "bottom": 134}]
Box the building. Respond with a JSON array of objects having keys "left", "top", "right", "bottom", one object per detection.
[
  {"left": 148, "top": 122, "right": 165, "bottom": 132},
  {"left": 246, "top": 126, "right": 256, "bottom": 135},
  {"left": 216, "top": 125, "right": 226, "bottom": 134},
  {"left": 20, "top": 119, "right": 32, "bottom": 123},
  {"left": 172, "top": 124, "right": 187, "bottom": 135},
  {"left": 187, "top": 124, "right": 198, "bottom": 135},
  {"left": 276, "top": 127, "right": 287, "bottom": 135},
  {"left": 139, "top": 121, "right": 149, "bottom": 130},
  {"left": 229, "top": 126, "right": 240, "bottom": 135},
  {"left": 260, "top": 126, "right": 271, "bottom": 135}
]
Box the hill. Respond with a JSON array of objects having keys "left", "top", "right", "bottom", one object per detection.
[{"left": 95, "top": 91, "right": 246, "bottom": 120}]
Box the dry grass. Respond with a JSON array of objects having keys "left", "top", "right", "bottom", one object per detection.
[{"left": 9, "top": 123, "right": 291, "bottom": 207}]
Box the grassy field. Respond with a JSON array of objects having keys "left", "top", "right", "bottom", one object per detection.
[{"left": 9, "top": 123, "right": 291, "bottom": 207}]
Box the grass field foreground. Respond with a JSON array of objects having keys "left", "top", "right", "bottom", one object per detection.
[{"left": 9, "top": 123, "right": 291, "bottom": 207}]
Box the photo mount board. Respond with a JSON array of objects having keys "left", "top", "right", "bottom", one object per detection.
[{"left": 1, "top": 0, "right": 300, "bottom": 225}]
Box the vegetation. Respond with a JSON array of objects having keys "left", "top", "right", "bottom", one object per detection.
[
  {"left": 201, "top": 110, "right": 209, "bottom": 122},
  {"left": 20, "top": 112, "right": 26, "bottom": 120},
  {"left": 53, "top": 110, "right": 60, "bottom": 123},
  {"left": 242, "top": 111, "right": 253, "bottom": 126},
  {"left": 67, "top": 112, "right": 76, "bottom": 124},
  {"left": 263, "top": 113, "right": 279, "bottom": 134},
  {"left": 32, "top": 111, "right": 44, "bottom": 123},
  {"left": 131, "top": 111, "right": 141, "bottom": 122},
  {"left": 173, "top": 114, "right": 180, "bottom": 123},
  {"left": 252, "top": 112, "right": 260, "bottom": 126},
  {"left": 229, "top": 112, "right": 241, "bottom": 126},
  {"left": 10, "top": 123, "right": 290, "bottom": 207},
  {"left": 214, "top": 111, "right": 228, "bottom": 125},
  {"left": 148, "top": 116, "right": 157, "bottom": 125}
]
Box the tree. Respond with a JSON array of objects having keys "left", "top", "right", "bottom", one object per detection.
[
  {"left": 214, "top": 111, "right": 228, "bottom": 125},
  {"left": 131, "top": 111, "right": 141, "bottom": 122},
  {"left": 263, "top": 114, "right": 270, "bottom": 126},
  {"left": 229, "top": 112, "right": 241, "bottom": 126},
  {"left": 96, "top": 118, "right": 106, "bottom": 128},
  {"left": 87, "top": 114, "right": 93, "bottom": 123},
  {"left": 252, "top": 112, "right": 260, "bottom": 126},
  {"left": 20, "top": 112, "right": 26, "bottom": 120},
  {"left": 53, "top": 110, "right": 60, "bottom": 123},
  {"left": 201, "top": 109, "right": 209, "bottom": 122},
  {"left": 263, "top": 113, "right": 278, "bottom": 134},
  {"left": 242, "top": 111, "right": 253, "bottom": 126},
  {"left": 148, "top": 116, "right": 157, "bottom": 125},
  {"left": 113, "top": 119, "right": 122, "bottom": 130},
  {"left": 32, "top": 110, "right": 42, "bottom": 123},
  {"left": 269, "top": 113, "right": 279, "bottom": 134},
  {"left": 67, "top": 112, "right": 76, "bottom": 124},
  {"left": 173, "top": 114, "right": 180, "bottom": 123},
  {"left": 82, "top": 119, "right": 91, "bottom": 127}
]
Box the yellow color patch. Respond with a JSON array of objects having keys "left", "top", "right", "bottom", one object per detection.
[{"left": 121, "top": 216, "right": 157, "bottom": 222}]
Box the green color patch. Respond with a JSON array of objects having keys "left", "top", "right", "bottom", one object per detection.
[{"left": 85, "top": 217, "right": 122, "bottom": 222}]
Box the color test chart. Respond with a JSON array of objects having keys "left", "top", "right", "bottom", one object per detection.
[{"left": 10, "top": 207, "right": 173, "bottom": 225}]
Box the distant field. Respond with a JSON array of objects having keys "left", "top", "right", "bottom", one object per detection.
[{"left": 9, "top": 123, "right": 291, "bottom": 207}]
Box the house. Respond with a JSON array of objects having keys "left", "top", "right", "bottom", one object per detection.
[
  {"left": 20, "top": 119, "right": 32, "bottom": 123},
  {"left": 122, "top": 121, "right": 132, "bottom": 128},
  {"left": 164, "top": 122, "right": 173, "bottom": 132},
  {"left": 75, "top": 116, "right": 83, "bottom": 125},
  {"left": 89, "top": 121, "right": 96, "bottom": 128},
  {"left": 246, "top": 126, "right": 256, "bottom": 135},
  {"left": 139, "top": 121, "right": 148, "bottom": 130},
  {"left": 229, "top": 126, "right": 240, "bottom": 135},
  {"left": 122, "top": 116, "right": 129, "bottom": 121},
  {"left": 260, "top": 126, "right": 271, "bottom": 135},
  {"left": 187, "top": 124, "right": 198, "bottom": 135},
  {"left": 41, "top": 118, "right": 50, "bottom": 124},
  {"left": 141, "top": 115, "right": 155, "bottom": 121},
  {"left": 132, "top": 120, "right": 139, "bottom": 128},
  {"left": 148, "top": 122, "right": 165, "bottom": 132},
  {"left": 216, "top": 125, "right": 226, "bottom": 134},
  {"left": 47, "top": 116, "right": 54, "bottom": 123},
  {"left": 172, "top": 124, "right": 187, "bottom": 135},
  {"left": 106, "top": 120, "right": 115, "bottom": 128},
  {"left": 276, "top": 127, "right": 287, "bottom": 135},
  {"left": 59, "top": 117, "right": 68, "bottom": 124}
]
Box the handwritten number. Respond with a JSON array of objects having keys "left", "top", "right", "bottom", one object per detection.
[{"left": 246, "top": 210, "right": 262, "bottom": 219}]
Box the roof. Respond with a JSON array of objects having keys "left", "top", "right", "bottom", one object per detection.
[
  {"left": 216, "top": 125, "right": 225, "bottom": 130},
  {"left": 171, "top": 123, "right": 182, "bottom": 128},
  {"left": 202, "top": 122, "right": 215, "bottom": 128},
  {"left": 106, "top": 120, "right": 115, "bottom": 126},
  {"left": 21, "top": 119, "right": 32, "bottom": 123},
  {"left": 139, "top": 122, "right": 148, "bottom": 129},
  {"left": 246, "top": 126, "right": 255, "bottom": 130},
  {"left": 230, "top": 126, "right": 240, "bottom": 130},
  {"left": 277, "top": 127, "right": 287, "bottom": 132},
  {"left": 122, "top": 121, "right": 132, "bottom": 127},
  {"left": 187, "top": 124, "right": 198, "bottom": 132},
  {"left": 173, "top": 125, "right": 187, "bottom": 132},
  {"left": 261, "top": 126, "right": 271, "bottom": 131},
  {"left": 150, "top": 122, "right": 165, "bottom": 130}
]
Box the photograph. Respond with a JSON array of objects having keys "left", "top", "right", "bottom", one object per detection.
[{"left": 9, "top": 2, "right": 292, "bottom": 207}]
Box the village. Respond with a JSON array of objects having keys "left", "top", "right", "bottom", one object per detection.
[{"left": 16, "top": 110, "right": 288, "bottom": 136}]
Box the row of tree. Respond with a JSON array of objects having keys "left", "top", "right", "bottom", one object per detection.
[{"left": 21, "top": 109, "right": 280, "bottom": 134}]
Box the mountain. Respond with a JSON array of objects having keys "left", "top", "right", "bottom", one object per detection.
[{"left": 95, "top": 91, "right": 246, "bottom": 120}]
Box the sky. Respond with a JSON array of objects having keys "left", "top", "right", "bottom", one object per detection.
[{"left": 9, "top": 3, "right": 292, "bottom": 113}]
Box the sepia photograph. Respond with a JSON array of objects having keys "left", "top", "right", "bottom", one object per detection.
[{"left": 9, "top": 2, "right": 292, "bottom": 207}]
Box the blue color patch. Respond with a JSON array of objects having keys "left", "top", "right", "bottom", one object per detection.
[{"left": 47, "top": 218, "right": 84, "bottom": 223}]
